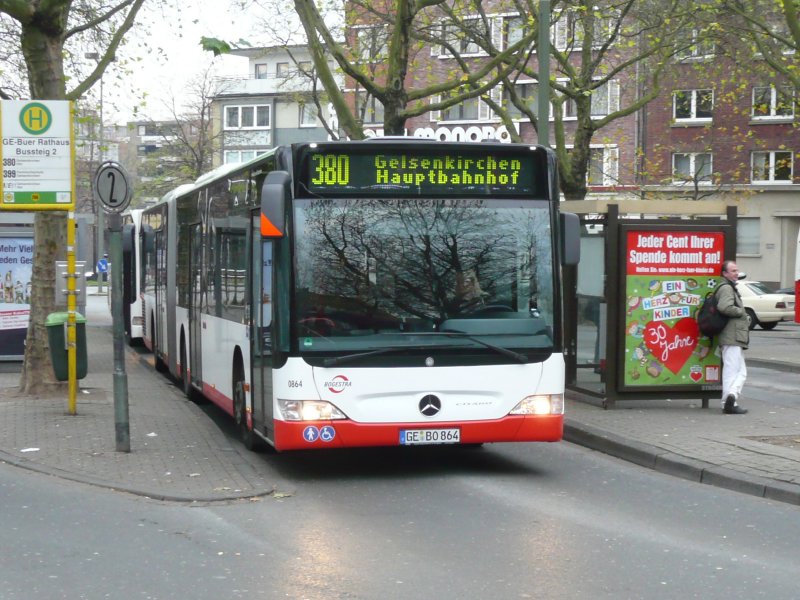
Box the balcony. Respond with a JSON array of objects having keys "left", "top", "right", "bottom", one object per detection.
[{"left": 215, "top": 73, "right": 320, "bottom": 97}]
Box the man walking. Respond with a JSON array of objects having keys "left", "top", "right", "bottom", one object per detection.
[{"left": 717, "top": 260, "right": 748, "bottom": 415}]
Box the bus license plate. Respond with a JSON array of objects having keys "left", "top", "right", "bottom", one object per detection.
[{"left": 400, "top": 428, "right": 460, "bottom": 445}]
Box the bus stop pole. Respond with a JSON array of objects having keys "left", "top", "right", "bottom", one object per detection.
[
  {"left": 67, "top": 211, "right": 77, "bottom": 415},
  {"left": 108, "top": 212, "right": 130, "bottom": 452}
]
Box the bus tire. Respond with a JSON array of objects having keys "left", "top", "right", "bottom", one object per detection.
[
  {"left": 233, "top": 358, "right": 258, "bottom": 451},
  {"left": 152, "top": 313, "right": 167, "bottom": 372},
  {"left": 180, "top": 336, "right": 195, "bottom": 400}
]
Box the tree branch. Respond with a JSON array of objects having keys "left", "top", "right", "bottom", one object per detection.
[{"left": 67, "top": 0, "right": 147, "bottom": 100}]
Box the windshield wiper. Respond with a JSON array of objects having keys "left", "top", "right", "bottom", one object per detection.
[
  {"left": 322, "top": 346, "right": 410, "bottom": 368},
  {"left": 321, "top": 332, "right": 528, "bottom": 367},
  {"left": 438, "top": 330, "right": 528, "bottom": 363}
]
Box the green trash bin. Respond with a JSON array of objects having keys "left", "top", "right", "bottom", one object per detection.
[{"left": 46, "top": 312, "right": 88, "bottom": 381}]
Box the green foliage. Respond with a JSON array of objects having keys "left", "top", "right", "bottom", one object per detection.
[{"left": 200, "top": 36, "right": 253, "bottom": 56}]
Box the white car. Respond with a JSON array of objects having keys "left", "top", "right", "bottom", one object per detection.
[{"left": 736, "top": 280, "right": 795, "bottom": 330}]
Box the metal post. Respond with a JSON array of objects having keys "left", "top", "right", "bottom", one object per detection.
[
  {"left": 97, "top": 75, "right": 105, "bottom": 294},
  {"left": 537, "top": 0, "right": 551, "bottom": 147},
  {"left": 67, "top": 211, "right": 78, "bottom": 415},
  {"left": 86, "top": 52, "right": 106, "bottom": 294},
  {"left": 108, "top": 212, "right": 130, "bottom": 452}
]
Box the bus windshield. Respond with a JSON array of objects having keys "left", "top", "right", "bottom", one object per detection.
[{"left": 293, "top": 197, "right": 555, "bottom": 358}]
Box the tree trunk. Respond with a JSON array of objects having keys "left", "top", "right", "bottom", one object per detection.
[
  {"left": 19, "top": 213, "right": 67, "bottom": 394},
  {"left": 559, "top": 97, "right": 593, "bottom": 201},
  {"left": 18, "top": 11, "right": 69, "bottom": 395}
]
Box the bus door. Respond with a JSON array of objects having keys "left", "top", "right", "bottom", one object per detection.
[
  {"left": 154, "top": 228, "right": 166, "bottom": 356},
  {"left": 188, "top": 223, "right": 203, "bottom": 387},
  {"left": 250, "top": 213, "right": 274, "bottom": 438}
]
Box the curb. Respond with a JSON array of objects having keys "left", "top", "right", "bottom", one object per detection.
[
  {"left": 0, "top": 448, "right": 276, "bottom": 503},
  {"left": 563, "top": 420, "right": 800, "bottom": 506},
  {"left": 747, "top": 357, "right": 800, "bottom": 374}
]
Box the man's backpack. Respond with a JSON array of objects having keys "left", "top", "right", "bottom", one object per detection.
[{"left": 696, "top": 284, "right": 729, "bottom": 337}]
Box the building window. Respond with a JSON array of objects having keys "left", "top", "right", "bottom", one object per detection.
[
  {"left": 439, "top": 19, "right": 486, "bottom": 56},
  {"left": 255, "top": 64, "right": 268, "bottom": 79},
  {"left": 224, "top": 149, "right": 267, "bottom": 164},
  {"left": 587, "top": 147, "right": 618, "bottom": 186},
  {"left": 300, "top": 103, "right": 318, "bottom": 127},
  {"left": 356, "top": 26, "right": 389, "bottom": 62},
  {"left": 138, "top": 125, "right": 146, "bottom": 136},
  {"left": 504, "top": 82, "right": 538, "bottom": 119},
  {"left": 752, "top": 85, "right": 794, "bottom": 119},
  {"left": 552, "top": 8, "right": 618, "bottom": 50},
  {"left": 441, "top": 93, "right": 480, "bottom": 121},
  {"left": 737, "top": 218, "right": 760, "bottom": 254},
  {"left": 224, "top": 105, "right": 271, "bottom": 130},
  {"left": 298, "top": 61, "right": 313, "bottom": 75},
  {"left": 751, "top": 151, "right": 793, "bottom": 183},
  {"left": 673, "top": 89, "right": 713, "bottom": 121},
  {"left": 676, "top": 30, "right": 715, "bottom": 61},
  {"left": 672, "top": 153, "right": 713, "bottom": 184},
  {"left": 505, "top": 15, "right": 528, "bottom": 49},
  {"left": 565, "top": 146, "right": 618, "bottom": 186},
  {"left": 564, "top": 81, "right": 619, "bottom": 118},
  {"left": 356, "top": 91, "right": 384, "bottom": 125},
  {"left": 276, "top": 62, "right": 290, "bottom": 78}
]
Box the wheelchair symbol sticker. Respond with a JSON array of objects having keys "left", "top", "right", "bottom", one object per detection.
[
  {"left": 319, "top": 426, "right": 336, "bottom": 443},
  {"left": 303, "top": 426, "right": 320, "bottom": 442}
]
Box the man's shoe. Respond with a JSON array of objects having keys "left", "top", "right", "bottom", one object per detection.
[
  {"left": 723, "top": 394, "right": 736, "bottom": 412},
  {"left": 724, "top": 404, "right": 748, "bottom": 415}
]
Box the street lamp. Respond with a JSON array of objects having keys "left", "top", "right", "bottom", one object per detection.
[{"left": 85, "top": 52, "right": 105, "bottom": 293}]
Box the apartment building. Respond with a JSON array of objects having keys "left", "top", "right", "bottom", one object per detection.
[
  {"left": 639, "top": 27, "right": 799, "bottom": 285},
  {"left": 211, "top": 45, "right": 338, "bottom": 166}
]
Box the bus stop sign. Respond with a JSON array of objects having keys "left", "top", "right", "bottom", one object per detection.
[{"left": 93, "top": 161, "right": 132, "bottom": 213}]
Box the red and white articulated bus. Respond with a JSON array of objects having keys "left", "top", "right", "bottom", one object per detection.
[{"left": 139, "top": 139, "right": 580, "bottom": 451}]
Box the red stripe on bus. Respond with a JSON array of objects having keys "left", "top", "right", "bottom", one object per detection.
[
  {"left": 272, "top": 415, "right": 563, "bottom": 451},
  {"left": 203, "top": 384, "right": 235, "bottom": 417}
]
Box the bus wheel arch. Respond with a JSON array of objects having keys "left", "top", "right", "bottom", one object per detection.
[{"left": 233, "top": 349, "right": 257, "bottom": 450}]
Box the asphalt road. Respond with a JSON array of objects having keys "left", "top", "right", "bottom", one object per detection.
[{"left": 2, "top": 435, "right": 798, "bottom": 600}]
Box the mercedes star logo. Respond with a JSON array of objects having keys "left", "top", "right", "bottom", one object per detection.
[{"left": 419, "top": 394, "right": 441, "bottom": 417}]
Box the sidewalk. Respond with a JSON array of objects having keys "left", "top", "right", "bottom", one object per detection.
[
  {"left": 564, "top": 345, "right": 800, "bottom": 505},
  {"left": 1, "top": 293, "right": 798, "bottom": 505},
  {"left": 0, "top": 291, "right": 275, "bottom": 502}
]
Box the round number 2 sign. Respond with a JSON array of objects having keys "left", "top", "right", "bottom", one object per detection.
[{"left": 94, "top": 161, "right": 132, "bottom": 213}]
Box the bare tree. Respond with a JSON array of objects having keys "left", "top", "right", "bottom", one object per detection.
[
  {"left": 291, "top": 0, "right": 538, "bottom": 138},
  {"left": 427, "top": 0, "right": 693, "bottom": 199},
  {"left": 721, "top": 0, "right": 800, "bottom": 92},
  {"left": 0, "top": 0, "right": 146, "bottom": 394},
  {"left": 135, "top": 65, "right": 225, "bottom": 202}
]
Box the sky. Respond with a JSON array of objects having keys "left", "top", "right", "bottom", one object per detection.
[{"left": 101, "top": 0, "right": 259, "bottom": 123}]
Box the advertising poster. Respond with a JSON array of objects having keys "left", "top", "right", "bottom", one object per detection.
[
  {"left": 0, "top": 235, "right": 33, "bottom": 359},
  {"left": 623, "top": 230, "right": 724, "bottom": 389}
]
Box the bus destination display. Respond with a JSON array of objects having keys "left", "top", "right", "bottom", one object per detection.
[{"left": 302, "top": 149, "right": 542, "bottom": 197}]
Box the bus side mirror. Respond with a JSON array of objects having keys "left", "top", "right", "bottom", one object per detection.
[
  {"left": 141, "top": 225, "right": 154, "bottom": 253},
  {"left": 260, "top": 171, "right": 290, "bottom": 238},
  {"left": 560, "top": 212, "right": 580, "bottom": 266}
]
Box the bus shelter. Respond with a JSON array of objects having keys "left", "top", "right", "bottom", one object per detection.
[{"left": 562, "top": 202, "right": 737, "bottom": 409}]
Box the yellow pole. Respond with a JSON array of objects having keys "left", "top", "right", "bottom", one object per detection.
[
  {"left": 67, "top": 210, "right": 77, "bottom": 415},
  {"left": 67, "top": 100, "right": 77, "bottom": 415}
]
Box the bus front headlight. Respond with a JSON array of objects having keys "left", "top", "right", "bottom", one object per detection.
[
  {"left": 278, "top": 400, "right": 347, "bottom": 421},
  {"left": 509, "top": 394, "right": 564, "bottom": 416}
]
